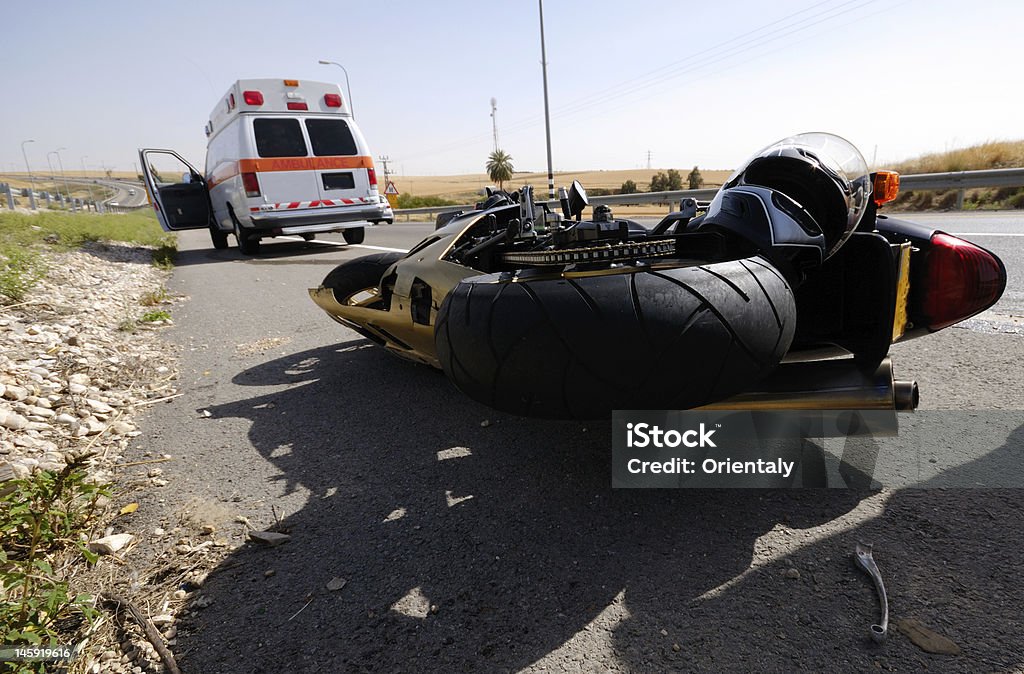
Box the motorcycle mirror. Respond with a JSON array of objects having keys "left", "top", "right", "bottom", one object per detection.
[{"left": 567, "top": 180, "right": 589, "bottom": 221}]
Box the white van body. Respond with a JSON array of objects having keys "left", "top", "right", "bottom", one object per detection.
[{"left": 139, "top": 78, "right": 390, "bottom": 253}]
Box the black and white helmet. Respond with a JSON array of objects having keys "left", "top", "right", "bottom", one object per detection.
[{"left": 698, "top": 133, "right": 872, "bottom": 277}]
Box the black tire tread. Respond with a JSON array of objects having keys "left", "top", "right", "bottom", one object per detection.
[{"left": 435, "top": 256, "right": 796, "bottom": 419}]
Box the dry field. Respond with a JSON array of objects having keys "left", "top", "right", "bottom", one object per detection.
[
  {"left": 388, "top": 168, "right": 733, "bottom": 217},
  {"left": 388, "top": 168, "right": 733, "bottom": 202}
]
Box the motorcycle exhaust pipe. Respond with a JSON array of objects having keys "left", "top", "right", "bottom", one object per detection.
[{"left": 700, "top": 358, "right": 918, "bottom": 411}]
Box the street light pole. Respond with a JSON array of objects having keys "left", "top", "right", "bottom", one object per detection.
[
  {"left": 54, "top": 148, "right": 74, "bottom": 212},
  {"left": 81, "top": 156, "right": 94, "bottom": 210},
  {"left": 317, "top": 60, "right": 355, "bottom": 118},
  {"left": 20, "top": 139, "right": 36, "bottom": 209},
  {"left": 538, "top": 0, "right": 555, "bottom": 200}
]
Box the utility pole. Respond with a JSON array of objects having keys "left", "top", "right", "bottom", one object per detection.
[
  {"left": 538, "top": 0, "right": 554, "bottom": 200},
  {"left": 647, "top": 150, "right": 653, "bottom": 170},
  {"left": 490, "top": 97, "right": 499, "bottom": 153},
  {"left": 378, "top": 155, "right": 392, "bottom": 183}
]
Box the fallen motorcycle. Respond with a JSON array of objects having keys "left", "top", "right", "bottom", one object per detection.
[{"left": 309, "top": 133, "right": 1006, "bottom": 419}]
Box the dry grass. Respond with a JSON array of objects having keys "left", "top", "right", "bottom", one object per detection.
[{"left": 890, "top": 140, "right": 1024, "bottom": 174}]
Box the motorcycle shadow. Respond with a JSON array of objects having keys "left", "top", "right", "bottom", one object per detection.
[{"left": 176, "top": 341, "right": 870, "bottom": 673}]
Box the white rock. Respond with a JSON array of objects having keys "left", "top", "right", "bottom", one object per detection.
[
  {"left": 86, "top": 399, "right": 114, "bottom": 414},
  {"left": 110, "top": 421, "right": 135, "bottom": 435},
  {"left": 3, "top": 385, "right": 28, "bottom": 401},
  {"left": 87, "top": 533, "right": 134, "bottom": 555},
  {"left": 0, "top": 411, "right": 29, "bottom": 430},
  {"left": 68, "top": 382, "right": 88, "bottom": 395},
  {"left": 69, "top": 373, "right": 90, "bottom": 386},
  {"left": 55, "top": 413, "right": 78, "bottom": 426}
]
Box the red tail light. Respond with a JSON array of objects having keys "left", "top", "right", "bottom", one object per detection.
[
  {"left": 242, "top": 172, "right": 261, "bottom": 198},
  {"left": 367, "top": 167, "right": 377, "bottom": 187},
  {"left": 921, "top": 232, "right": 1006, "bottom": 330},
  {"left": 243, "top": 90, "right": 264, "bottom": 105},
  {"left": 287, "top": 101, "right": 308, "bottom": 111},
  {"left": 324, "top": 93, "right": 342, "bottom": 108}
]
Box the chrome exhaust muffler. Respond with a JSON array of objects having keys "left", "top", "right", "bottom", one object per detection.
[{"left": 700, "top": 358, "right": 918, "bottom": 411}]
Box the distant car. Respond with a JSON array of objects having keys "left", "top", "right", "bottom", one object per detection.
[
  {"left": 373, "top": 194, "right": 394, "bottom": 225},
  {"left": 128, "top": 188, "right": 136, "bottom": 196}
]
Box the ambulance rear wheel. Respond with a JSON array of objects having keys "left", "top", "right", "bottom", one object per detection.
[
  {"left": 229, "top": 205, "right": 260, "bottom": 255},
  {"left": 342, "top": 227, "right": 365, "bottom": 245},
  {"left": 301, "top": 234, "right": 316, "bottom": 242}
]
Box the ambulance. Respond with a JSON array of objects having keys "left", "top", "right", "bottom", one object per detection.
[{"left": 139, "top": 78, "right": 389, "bottom": 254}]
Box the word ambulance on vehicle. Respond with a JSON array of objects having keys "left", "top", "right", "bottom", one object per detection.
[{"left": 139, "top": 78, "right": 390, "bottom": 254}]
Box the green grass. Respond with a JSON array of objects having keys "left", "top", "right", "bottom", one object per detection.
[
  {"left": 0, "top": 249, "right": 47, "bottom": 303},
  {"left": 1, "top": 458, "right": 109, "bottom": 673},
  {"left": 0, "top": 210, "right": 171, "bottom": 250},
  {"left": 0, "top": 210, "right": 177, "bottom": 302},
  {"left": 394, "top": 193, "right": 459, "bottom": 209},
  {"left": 140, "top": 309, "right": 171, "bottom": 323}
]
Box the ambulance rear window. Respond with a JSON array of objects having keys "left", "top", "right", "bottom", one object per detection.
[
  {"left": 254, "top": 119, "right": 308, "bottom": 158},
  {"left": 305, "top": 119, "right": 358, "bottom": 156}
]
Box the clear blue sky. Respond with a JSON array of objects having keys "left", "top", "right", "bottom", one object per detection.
[{"left": 2, "top": 0, "right": 1021, "bottom": 177}]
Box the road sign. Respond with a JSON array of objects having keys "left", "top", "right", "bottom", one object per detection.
[
  {"left": 384, "top": 181, "right": 399, "bottom": 195},
  {"left": 386, "top": 193, "right": 399, "bottom": 208}
]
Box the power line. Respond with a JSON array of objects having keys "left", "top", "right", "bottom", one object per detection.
[{"left": 396, "top": 0, "right": 885, "bottom": 164}]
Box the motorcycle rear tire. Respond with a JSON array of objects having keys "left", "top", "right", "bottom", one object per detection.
[{"left": 435, "top": 256, "right": 796, "bottom": 419}]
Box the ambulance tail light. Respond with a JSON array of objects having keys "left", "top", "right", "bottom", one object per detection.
[
  {"left": 287, "top": 102, "right": 308, "bottom": 111},
  {"left": 243, "top": 90, "right": 264, "bottom": 106},
  {"left": 367, "top": 167, "right": 378, "bottom": 187},
  {"left": 324, "top": 94, "right": 342, "bottom": 108},
  {"left": 242, "top": 172, "right": 261, "bottom": 198}
]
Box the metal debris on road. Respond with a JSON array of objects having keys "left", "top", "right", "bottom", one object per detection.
[{"left": 854, "top": 542, "right": 889, "bottom": 643}]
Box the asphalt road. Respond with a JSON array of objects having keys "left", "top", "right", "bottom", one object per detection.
[{"left": 127, "top": 212, "right": 1024, "bottom": 673}]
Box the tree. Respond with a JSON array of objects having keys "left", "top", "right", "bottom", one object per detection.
[
  {"left": 687, "top": 165, "right": 704, "bottom": 190},
  {"left": 620, "top": 179, "right": 638, "bottom": 194},
  {"left": 486, "top": 150, "right": 514, "bottom": 190},
  {"left": 649, "top": 172, "right": 667, "bottom": 192},
  {"left": 666, "top": 169, "right": 683, "bottom": 191}
]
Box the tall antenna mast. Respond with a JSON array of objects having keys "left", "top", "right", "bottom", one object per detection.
[{"left": 490, "top": 97, "right": 499, "bottom": 153}]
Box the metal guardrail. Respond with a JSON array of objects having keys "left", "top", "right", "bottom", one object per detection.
[
  {"left": 0, "top": 173, "right": 148, "bottom": 214},
  {"left": 899, "top": 167, "right": 1024, "bottom": 191},
  {"left": 393, "top": 168, "right": 1024, "bottom": 219}
]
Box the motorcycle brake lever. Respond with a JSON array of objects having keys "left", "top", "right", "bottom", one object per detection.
[{"left": 854, "top": 542, "right": 888, "bottom": 643}]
